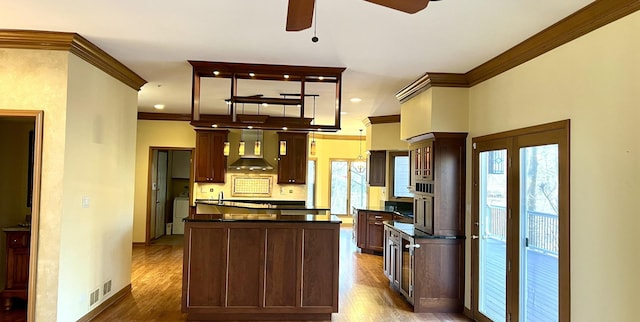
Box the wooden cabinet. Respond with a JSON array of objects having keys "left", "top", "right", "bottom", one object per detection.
[
  {"left": 182, "top": 221, "right": 339, "bottom": 320},
  {"left": 194, "top": 130, "right": 228, "bottom": 183},
  {"left": 383, "top": 223, "right": 463, "bottom": 313},
  {"left": 0, "top": 229, "right": 30, "bottom": 310},
  {"left": 409, "top": 133, "right": 466, "bottom": 236},
  {"left": 354, "top": 210, "right": 403, "bottom": 254},
  {"left": 277, "top": 132, "right": 308, "bottom": 184},
  {"left": 368, "top": 150, "right": 386, "bottom": 187}
]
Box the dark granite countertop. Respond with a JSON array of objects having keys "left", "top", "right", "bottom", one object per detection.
[
  {"left": 383, "top": 220, "right": 465, "bottom": 239},
  {"left": 196, "top": 199, "right": 329, "bottom": 211},
  {"left": 186, "top": 213, "right": 342, "bottom": 223},
  {"left": 352, "top": 205, "right": 413, "bottom": 218}
]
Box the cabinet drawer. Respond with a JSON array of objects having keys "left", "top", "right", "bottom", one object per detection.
[
  {"left": 368, "top": 212, "right": 393, "bottom": 221},
  {"left": 7, "top": 232, "right": 30, "bottom": 248}
]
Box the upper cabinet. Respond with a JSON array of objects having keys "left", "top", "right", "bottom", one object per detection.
[
  {"left": 277, "top": 132, "right": 308, "bottom": 184},
  {"left": 368, "top": 150, "right": 386, "bottom": 187},
  {"left": 194, "top": 130, "right": 228, "bottom": 183},
  {"left": 409, "top": 133, "right": 466, "bottom": 236}
]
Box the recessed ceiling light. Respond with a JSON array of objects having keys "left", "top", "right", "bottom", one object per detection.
[
  {"left": 284, "top": 74, "right": 289, "bottom": 79},
  {"left": 262, "top": 103, "right": 268, "bottom": 107},
  {"left": 211, "top": 124, "right": 218, "bottom": 128},
  {"left": 350, "top": 97, "right": 362, "bottom": 103},
  {"left": 249, "top": 72, "right": 255, "bottom": 77},
  {"left": 213, "top": 71, "right": 220, "bottom": 76},
  {"left": 153, "top": 104, "right": 165, "bottom": 110},
  {"left": 340, "top": 111, "right": 347, "bottom": 115}
]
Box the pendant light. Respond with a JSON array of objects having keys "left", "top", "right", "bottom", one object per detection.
[
  {"left": 354, "top": 129, "right": 366, "bottom": 173},
  {"left": 254, "top": 129, "right": 262, "bottom": 156},
  {"left": 310, "top": 95, "right": 317, "bottom": 155}
]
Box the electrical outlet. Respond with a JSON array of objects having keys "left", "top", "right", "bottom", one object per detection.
[
  {"left": 82, "top": 196, "right": 90, "bottom": 208},
  {"left": 209, "top": 188, "right": 214, "bottom": 192}
]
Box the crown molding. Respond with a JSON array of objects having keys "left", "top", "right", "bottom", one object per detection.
[
  {"left": 466, "top": 0, "right": 640, "bottom": 86},
  {"left": 0, "top": 30, "right": 146, "bottom": 91},
  {"left": 396, "top": 0, "right": 640, "bottom": 100},
  {"left": 314, "top": 133, "right": 362, "bottom": 141},
  {"left": 394, "top": 73, "right": 467, "bottom": 103},
  {"left": 368, "top": 115, "right": 401, "bottom": 124}
]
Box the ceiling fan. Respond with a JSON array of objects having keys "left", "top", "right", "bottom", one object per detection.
[{"left": 286, "top": 0, "right": 433, "bottom": 31}]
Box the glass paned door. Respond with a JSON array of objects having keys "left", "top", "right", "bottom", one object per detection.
[
  {"left": 478, "top": 149, "right": 508, "bottom": 322},
  {"left": 519, "top": 144, "right": 559, "bottom": 322},
  {"left": 349, "top": 161, "right": 367, "bottom": 210},
  {"left": 330, "top": 160, "right": 367, "bottom": 215},
  {"left": 330, "top": 161, "right": 348, "bottom": 214}
]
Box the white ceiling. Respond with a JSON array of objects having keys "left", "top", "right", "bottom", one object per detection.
[{"left": 2, "top": 0, "right": 594, "bottom": 134}]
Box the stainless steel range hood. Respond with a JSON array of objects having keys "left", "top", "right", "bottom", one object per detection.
[{"left": 228, "top": 129, "right": 274, "bottom": 171}]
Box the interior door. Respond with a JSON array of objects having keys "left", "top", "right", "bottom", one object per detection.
[{"left": 154, "top": 151, "right": 168, "bottom": 239}]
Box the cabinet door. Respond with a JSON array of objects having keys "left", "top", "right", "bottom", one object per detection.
[
  {"left": 356, "top": 211, "right": 367, "bottom": 248},
  {"left": 399, "top": 235, "right": 415, "bottom": 303},
  {"left": 366, "top": 220, "right": 385, "bottom": 252},
  {"left": 194, "top": 130, "right": 228, "bottom": 183},
  {"left": 383, "top": 226, "right": 392, "bottom": 279},
  {"left": 277, "top": 132, "right": 308, "bottom": 184},
  {"left": 194, "top": 131, "right": 213, "bottom": 182},
  {"left": 368, "top": 150, "right": 386, "bottom": 187},
  {"left": 414, "top": 194, "right": 434, "bottom": 234}
]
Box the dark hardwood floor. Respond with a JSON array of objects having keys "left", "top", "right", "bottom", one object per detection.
[{"left": 93, "top": 227, "right": 472, "bottom": 321}]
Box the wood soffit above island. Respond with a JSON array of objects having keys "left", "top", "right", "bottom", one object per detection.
[{"left": 395, "top": 0, "right": 640, "bottom": 103}]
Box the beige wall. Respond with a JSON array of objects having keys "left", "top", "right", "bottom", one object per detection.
[
  {"left": 54, "top": 54, "right": 139, "bottom": 321},
  {"left": 400, "top": 88, "right": 432, "bottom": 140},
  {"left": 0, "top": 48, "right": 138, "bottom": 320},
  {"left": 366, "top": 122, "right": 410, "bottom": 208},
  {"left": 0, "top": 48, "right": 69, "bottom": 321},
  {"left": 465, "top": 10, "right": 640, "bottom": 321}
]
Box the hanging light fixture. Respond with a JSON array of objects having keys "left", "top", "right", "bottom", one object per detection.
[
  {"left": 223, "top": 141, "right": 230, "bottom": 156},
  {"left": 254, "top": 129, "right": 262, "bottom": 156},
  {"left": 238, "top": 140, "right": 246, "bottom": 156},
  {"left": 310, "top": 95, "right": 317, "bottom": 155},
  {"left": 354, "top": 129, "right": 366, "bottom": 173}
]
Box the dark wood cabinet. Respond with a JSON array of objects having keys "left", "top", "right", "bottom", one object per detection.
[
  {"left": 409, "top": 133, "right": 466, "bottom": 236},
  {"left": 277, "top": 132, "right": 308, "bottom": 184},
  {"left": 383, "top": 223, "right": 463, "bottom": 313},
  {"left": 0, "top": 229, "right": 30, "bottom": 310},
  {"left": 182, "top": 221, "right": 339, "bottom": 320},
  {"left": 194, "top": 130, "right": 228, "bottom": 183},
  {"left": 368, "top": 150, "right": 386, "bottom": 187},
  {"left": 354, "top": 209, "right": 403, "bottom": 254}
]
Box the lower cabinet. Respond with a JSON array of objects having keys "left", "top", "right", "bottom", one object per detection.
[
  {"left": 183, "top": 221, "right": 340, "bottom": 321},
  {"left": 355, "top": 210, "right": 399, "bottom": 254},
  {"left": 0, "top": 229, "right": 30, "bottom": 310},
  {"left": 383, "top": 223, "right": 464, "bottom": 313}
]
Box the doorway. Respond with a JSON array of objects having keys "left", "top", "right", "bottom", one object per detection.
[
  {"left": 146, "top": 148, "right": 193, "bottom": 245},
  {"left": 0, "top": 110, "right": 43, "bottom": 321}
]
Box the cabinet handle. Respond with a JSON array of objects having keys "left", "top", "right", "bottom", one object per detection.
[
  {"left": 374, "top": 222, "right": 383, "bottom": 225},
  {"left": 374, "top": 215, "right": 383, "bottom": 219},
  {"left": 404, "top": 244, "right": 421, "bottom": 249}
]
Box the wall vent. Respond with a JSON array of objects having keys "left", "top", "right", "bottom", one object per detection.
[
  {"left": 103, "top": 280, "right": 112, "bottom": 295},
  {"left": 89, "top": 289, "right": 100, "bottom": 306}
]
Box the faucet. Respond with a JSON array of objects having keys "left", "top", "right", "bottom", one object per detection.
[{"left": 218, "top": 191, "right": 224, "bottom": 203}]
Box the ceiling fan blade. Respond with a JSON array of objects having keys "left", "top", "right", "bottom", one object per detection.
[
  {"left": 364, "top": 0, "right": 430, "bottom": 14},
  {"left": 286, "top": 0, "right": 315, "bottom": 31}
]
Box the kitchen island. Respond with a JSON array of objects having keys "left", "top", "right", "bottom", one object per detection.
[{"left": 182, "top": 212, "right": 341, "bottom": 321}]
